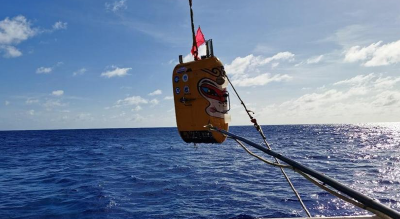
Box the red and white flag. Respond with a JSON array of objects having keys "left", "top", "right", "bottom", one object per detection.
[{"left": 191, "top": 27, "right": 205, "bottom": 60}]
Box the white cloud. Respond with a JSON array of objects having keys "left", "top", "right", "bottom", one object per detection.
[
  {"left": 0, "top": 16, "right": 36, "bottom": 45},
  {"left": 364, "top": 40, "right": 400, "bottom": 67},
  {"left": 344, "top": 41, "right": 382, "bottom": 63},
  {"left": 225, "top": 55, "right": 254, "bottom": 76},
  {"left": 26, "top": 99, "right": 39, "bottom": 104},
  {"left": 168, "top": 59, "right": 175, "bottom": 65},
  {"left": 224, "top": 52, "right": 295, "bottom": 87},
  {"left": 258, "top": 73, "right": 400, "bottom": 124},
  {"left": 52, "top": 90, "right": 64, "bottom": 96},
  {"left": 110, "top": 112, "right": 126, "bottom": 119},
  {"left": 271, "top": 62, "right": 279, "bottom": 69},
  {"left": 324, "top": 25, "right": 370, "bottom": 47},
  {"left": 5, "top": 100, "right": 10, "bottom": 106},
  {"left": 183, "top": 44, "right": 207, "bottom": 62},
  {"left": 52, "top": 21, "right": 67, "bottom": 30},
  {"left": 132, "top": 105, "right": 142, "bottom": 112},
  {"left": 36, "top": 62, "right": 63, "bottom": 74},
  {"left": 105, "top": 0, "right": 127, "bottom": 13},
  {"left": 289, "top": 89, "right": 345, "bottom": 106},
  {"left": 344, "top": 39, "right": 400, "bottom": 67},
  {"left": 307, "top": 55, "right": 324, "bottom": 64},
  {"left": 101, "top": 66, "right": 131, "bottom": 78},
  {"left": 76, "top": 113, "right": 93, "bottom": 121},
  {"left": 253, "top": 44, "right": 275, "bottom": 54},
  {"left": 148, "top": 89, "right": 162, "bottom": 96},
  {"left": 262, "top": 87, "right": 365, "bottom": 122},
  {"left": 131, "top": 113, "right": 145, "bottom": 122},
  {"left": 0, "top": 16, "right": 66, "bottom": 58},
  {"left": 0, "top": 16, "right": 37, "bottom": 58},
  {"left": 225, "top": 52, "right": 294, "bottom": 76},
  {"left": 73, "top": 68, "right": 86, "bottom": 76},
  {"left": 1, "top": 45, "right": 22, "bottom": 58},
  {"left": 374, "top": 76, "right": 400, "bottom": 90},
  {"left": 317, "top": 85, "right": 326, "bottom": 90},
  {"left": 372, "top": 91, "right": 400, "bottom": 107},
  {"left": 150, "top": 99, "right": 159, "bottom": 105},
  {"left": 232, "top": 73, "right": 292, "bottom": 87},
  {"left": 28, "top": 110, "right": 35, "bottom": 115},
  {"left": 283, "top": 87, "right": 367, "bottom": 110},
  {"left": 164, "top": 96, "right": 173, "bottom": 100},
  {"left": 36, "top": 66, "right": 52, "bottom": 74},
  {"left": 294, "top": 61, "right": 304, "bottom": 67},
  {"left": 334, "top": 73, "right": 375, "bottom": 86},
  {"left": 295, "top": 55, "right": 324, "bottom": 67},
  {"left": 266, "top": 52, "right": 295, "bottom": 63},
  {"left": 116, "top": 95, "right": 148, "bottom": 106},
  {"left": 43, "top": 99, "right": 67, "bottom": 110}
]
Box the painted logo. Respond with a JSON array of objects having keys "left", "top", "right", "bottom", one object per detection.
[
  {"left": 198, "top": 78, "right": 228, "bottom": 118},
  {"left": 174, "top": 76, "right": 179, "bottom": 83},
  {"left": 182, "top": 74, "right": 188, "bottom": 82},
  {"left": 177, "top": 67, "right": 187, "bottom": 74},
  {"left": 184, "top": 86, "right": 190, "bottom": 93},
  {"left": 175, "top": 87, "right": 181, "bottom": 94}
]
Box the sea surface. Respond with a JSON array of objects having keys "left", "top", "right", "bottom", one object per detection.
[{"left": 0, "top": 124, "right": 399, "bottom": 219}]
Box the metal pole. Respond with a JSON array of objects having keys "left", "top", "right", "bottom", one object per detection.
[{"left": 210, "top": 127, "right": 400, "bottom": 219}]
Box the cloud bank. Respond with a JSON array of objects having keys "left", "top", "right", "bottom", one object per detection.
[
  {"left": 344, "top": 40, "right": 400, "bottom": 67},
  {"left": 225, "top": 52, "right": 294, "bottom": 87}
]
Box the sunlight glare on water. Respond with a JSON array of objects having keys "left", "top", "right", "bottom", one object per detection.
[
  {"left": 0, "top": 124, "right": 399, "bottom": 218},
  {"left": 342, "top": 123, "right": 400, "bottom": 211}
]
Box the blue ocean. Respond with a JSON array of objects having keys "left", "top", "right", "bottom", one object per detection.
[{"left": 1, "top": 124, "right": 399, "bottom": 219}]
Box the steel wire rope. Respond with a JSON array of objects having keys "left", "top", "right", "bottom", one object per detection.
[
  {"left": 189, "top": 0, "right": 199, "bottom": 61},
  {"left": 223, "top": 72, "right": 312, "bottom": 217}
]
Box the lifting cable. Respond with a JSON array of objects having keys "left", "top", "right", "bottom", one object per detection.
[
  {"left": 223, "top": 72, "right": 312, "bottom": 217},
  {"left": 189, "top": 0, "right": 199, "bottom": 60}
]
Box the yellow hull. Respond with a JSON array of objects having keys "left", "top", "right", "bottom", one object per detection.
[{"left": 173, "top": 56, "right": 229, "bottom": 143}]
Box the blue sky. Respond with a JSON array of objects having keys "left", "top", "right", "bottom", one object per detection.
[{"left": 1, "top": 0, "right": 400, "bottom": 130}]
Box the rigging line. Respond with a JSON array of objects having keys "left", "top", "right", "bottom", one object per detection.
[
  {"left": 224, "top": 73, "right": 311, "bottom": 217},
  {"left": 234, "top": 139, "right": 294, "bottom": 170},
  {"left": 234, "top": 139, "right": 291, "bottom": 168},
  {"left": 234, "top": 139, "right": 311, "bottom": 217}
]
